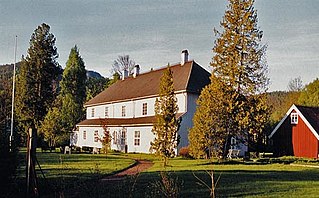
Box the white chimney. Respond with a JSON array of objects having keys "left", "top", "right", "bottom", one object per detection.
[
  {"left": 122, "top": 69, "right": 128, "bottom": 80},
  {"left": 133, "top": 65, "right": 140, "bottom": 78},
  {"left": 181, "top": 49, "right": 189, "bottom": 66}
]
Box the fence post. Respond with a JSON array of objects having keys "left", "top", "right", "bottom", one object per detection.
[{"left": 26, "top": 127, "right": 38, "bottom": 198}]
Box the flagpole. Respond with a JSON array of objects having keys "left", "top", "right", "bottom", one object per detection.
[{"left": 10, "top": 35, "right": 17, "bottom": 152}]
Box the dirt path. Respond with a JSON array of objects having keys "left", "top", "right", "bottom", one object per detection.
[{"left": 101, "top": 159, "right": 154, "bottom": 181}]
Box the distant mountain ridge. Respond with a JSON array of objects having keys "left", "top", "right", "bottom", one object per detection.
[
  {"left": 0, "top": 63, "right": 104, "bottom": 80},
  {"left": 86, "top": 70, "right": 104, "bottom": 79}
]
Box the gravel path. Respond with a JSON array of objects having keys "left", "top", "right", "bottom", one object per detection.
[{"left": 101, "top": 159, "right": 153, "bottom": 181}]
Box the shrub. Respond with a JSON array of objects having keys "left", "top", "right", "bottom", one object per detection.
[{"left": 178, "top": 147, "right": 192, "bottom": 159}]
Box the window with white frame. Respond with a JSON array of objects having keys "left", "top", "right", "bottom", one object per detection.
[
  {"left": 142, "top": 103, "right": 147, "bottom": 115},
  {"left": 134, "top": 131, "right": 140, "bottom": 146},
  {"left": 121, "top": 128, "right": 127, "bottom": 145},
  {"left": 91, "top": 108, "right": 95, "bottom": 117},
  {"left": 83, "top": 131, "right": 87, "bottom": 140},
  {"left": 105, "top": 106, "right": 109, "bottom": 117},
  {"left": 291, "top": 113, "right": 298, "bottom": 124},
  {"left": 94, "top": 130, "right": 99, "bottom": 142},
  {"left": 122, "top": 106, "right": 126, "bottom": 117}
]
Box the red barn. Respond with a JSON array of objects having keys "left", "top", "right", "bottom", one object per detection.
[{"left": 269, "top": 104, "right": 319, "bottom": 158}]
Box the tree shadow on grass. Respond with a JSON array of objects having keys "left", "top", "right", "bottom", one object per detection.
[{"left": 25, "top": 168, "right": 319, "bottom": 198}]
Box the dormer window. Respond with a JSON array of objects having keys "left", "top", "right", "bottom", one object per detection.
[{"left": 291, "top": 113, "right": 298, "bottom": 124}]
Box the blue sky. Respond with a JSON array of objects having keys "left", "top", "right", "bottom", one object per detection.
[{"left": 1, "top": 0, "right": 318, "bottom": 91}]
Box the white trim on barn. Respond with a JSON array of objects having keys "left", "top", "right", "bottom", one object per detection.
[{"left": 269, "top": 104, "right": 319, "bottom": 140}]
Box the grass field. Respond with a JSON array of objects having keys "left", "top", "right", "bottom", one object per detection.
[{"left": 11, "top": 151, "right": 319, "bottom": 198}]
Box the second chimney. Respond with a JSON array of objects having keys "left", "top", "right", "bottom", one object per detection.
[
  {"left": 122, "top": 69, "right": 128, "bottom": 80},
  {"left": 133, "top": 65, "right": 140, "bottom": 78},
  {"left": 181, "top": 49, "right": 189, "bottom": 66}
]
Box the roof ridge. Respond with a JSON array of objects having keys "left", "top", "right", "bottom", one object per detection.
[
  {"left": 184, "top": 61, "right": 195, "bottom": 91},
  {"left": 269, "top": 104, "right": 319, "bottom": 140},
  {"left": 136, "top": 60, "right": 194, "bottom": 76},
  {"left": 85, "top": 60, "right": 209, "bottom": 107}
]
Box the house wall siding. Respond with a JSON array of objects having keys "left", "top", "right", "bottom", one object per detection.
[
  {"left": 76, "top": 126, "right": 105, "bottom": 148},
  {"left": 292, "top": 116, "right": 319, "bottom": 158},
  {"left": 272, "top": 112, "right": 319, "bottom": 158},
  {"left": 110, "top": 126, "right": 154, "bottom": 153},
  {"left": 76, "top": 92, "right": 191, "bottom": 153},
  {"left": 86, "top": 92, "right": 187, "bottom": 119},
  {"left": 178, "top": 93, "right": 198, "bottom": 148}
]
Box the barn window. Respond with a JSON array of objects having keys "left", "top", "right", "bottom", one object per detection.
[{"left": 291, "top": 113, "right": 298, "bottom": 124}]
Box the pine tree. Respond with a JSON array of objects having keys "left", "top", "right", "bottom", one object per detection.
[
  {"left": 16, "top": 23, "right": 61, "bottom": 134},
  {"left": 86, "top": 77, "right": 109, "bottom": 101},
  {"left": 59, "top": 46, "right": 87, "bottom": 136},
  {"left": 189, "top": 0, "right": 269, "bottom": 158},
  {"left": 151, "top": 65, "right": 180, "bottom": 166}
]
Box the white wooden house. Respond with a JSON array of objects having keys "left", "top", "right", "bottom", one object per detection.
[{"left": 71, "top": 50, "right": 211, "bottom": 153}]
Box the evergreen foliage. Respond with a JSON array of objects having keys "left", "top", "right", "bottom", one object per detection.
[
  {"left": 16, "top": 23, "right": 61, "bottom": 134},
  {"left": 59, "top": 46, "right": 87, "bottom": 140},
  {"left": 189, "top": 75, "right": 229, "bottom": 158},
  {"left": 40, "top": 105, "right": 63, "bottom": 148},
  {"left": 151, "top": 65, "right": 180, "bottom": 166},
  {"left": 86, "top": 77, "right": 109, "bottom": 101},
  {"left": 189, "top": 0, "right": 269, "bottom": 158},
  {"left": 0, "top": 79, "right": 18, "bottom": 195},
  {"left": 298, "top": 78, "right": 319, "bottom": 107},
  {"left": 267, "top": 91, "right": 300, "bottom": 125}
]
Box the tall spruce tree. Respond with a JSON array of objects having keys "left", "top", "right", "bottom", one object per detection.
[
  {"left": 151, "top": 65, "right": 180, "bottom": 166},
  {"left": 16, "top": 23, "right": 61, "bottom": 136},
  {"left": 189, "top": 0, "right": 269, "bottom": 158},
  {"left": 59, "top": 46, "right": 87, "bottom": 138}
]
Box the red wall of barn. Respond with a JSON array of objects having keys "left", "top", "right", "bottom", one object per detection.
[{"left": 292, "top": 115, "right": 319, "bottom": 158}]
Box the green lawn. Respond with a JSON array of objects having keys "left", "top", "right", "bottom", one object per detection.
[
  {"left": 102, "top": 157, "right": 319, "bottom": 198},
  {"left": 11, "top": 151, "right": 319, "bottom": 198},
  {"left": 12, "top": 150, "right": 135, "bottom": 197}
]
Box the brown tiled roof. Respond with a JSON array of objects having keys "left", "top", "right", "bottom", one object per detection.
[
  {"left": 85, "top": 61, "right": 210, "bottom": 106},
  {"left": 296, "top": 105, "right": 319, "bottom": 135},
  {"left": 77, "top": 113, "right": 184, "bottom": 127}
]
